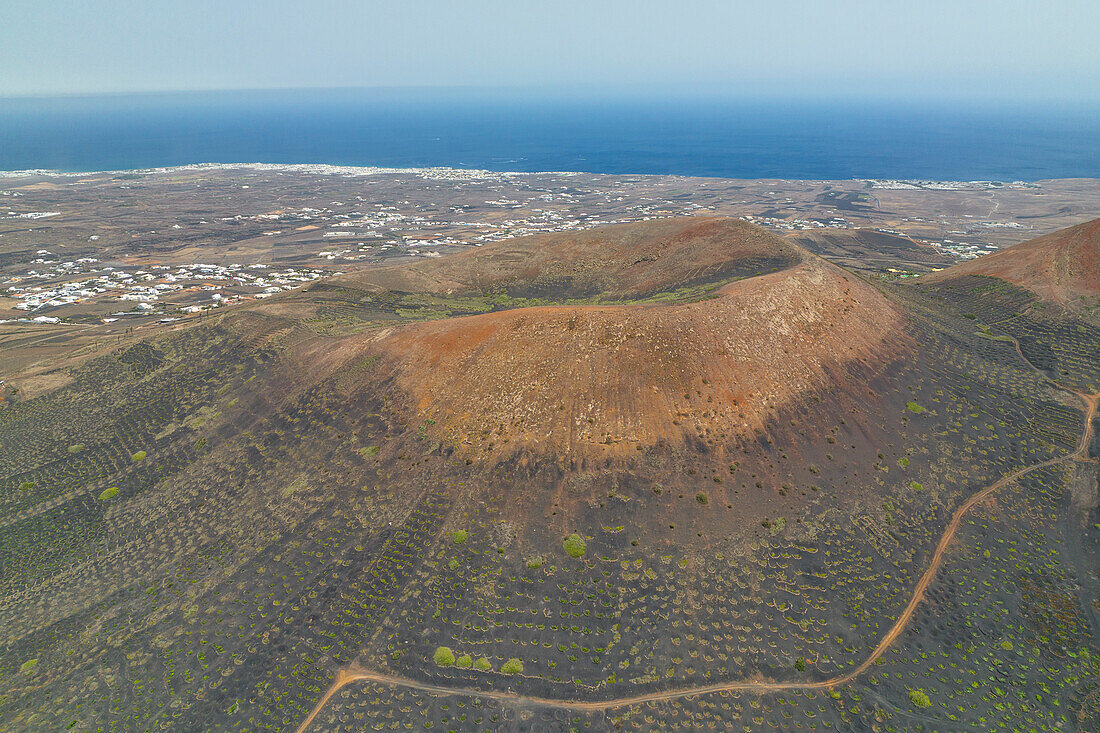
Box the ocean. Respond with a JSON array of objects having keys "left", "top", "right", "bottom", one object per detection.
[{"left": 1, "top": 88, "right": 1098, "bottom": 180}]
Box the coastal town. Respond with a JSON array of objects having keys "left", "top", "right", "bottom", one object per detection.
[
  {"left": 4, "top": 253, "right": 327, "bottom": 325},
  {"left": 2, "top": 166, "right": 1098, "bottom": 332}
]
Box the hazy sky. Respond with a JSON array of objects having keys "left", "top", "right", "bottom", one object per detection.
[{"left": 3, "top": 0, "right": 1098, "bottom": 101}]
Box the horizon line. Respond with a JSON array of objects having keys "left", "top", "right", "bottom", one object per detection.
[{"left": 2, "top": 83, "right": 1099, "bottom": 108}]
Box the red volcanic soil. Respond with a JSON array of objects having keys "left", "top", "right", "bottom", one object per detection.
[
  {"left": 358, "top": 219, "right": 910, "bottom": 459},
  {"left": 337, "top": 217, "right": 801, "bottom": 299},
  {"left": 925, "top": 217, "right": 1100, "bottom": 305}
]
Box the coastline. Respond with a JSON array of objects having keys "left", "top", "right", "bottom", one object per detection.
[{"left": 3, "top": 162, "right": 1097, "bottom": 188}]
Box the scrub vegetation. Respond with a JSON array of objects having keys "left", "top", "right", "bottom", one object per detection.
[{"left": 1, "top": 217, "right": 1098, "bottom": 732}]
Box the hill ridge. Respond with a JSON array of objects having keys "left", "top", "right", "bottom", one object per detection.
[{"left": 924, "top": 216, "right": 1100, "bottom": 307}]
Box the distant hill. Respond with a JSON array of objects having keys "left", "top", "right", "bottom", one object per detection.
[
  {"left": 924, "top": 217, "right": 1100, "bottom": 309},
  {"left": 336, "top": 217, "right": 802, "bottom": 300}
]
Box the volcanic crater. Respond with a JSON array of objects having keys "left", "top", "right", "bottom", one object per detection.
[{"left": 334, "top": 218, "right": 914, "bottom": 461}]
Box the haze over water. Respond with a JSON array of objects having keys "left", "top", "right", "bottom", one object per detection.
[{"left": 2, "top": 88, "right": 1098, "bottom": 180}]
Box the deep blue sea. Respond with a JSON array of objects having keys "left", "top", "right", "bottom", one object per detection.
[{"left": 1, "top": 88, "right": 1098, "bottom": 180}]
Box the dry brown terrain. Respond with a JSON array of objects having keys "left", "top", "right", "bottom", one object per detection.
[
  {"left": 361, "top": 221, "right": 906, "bottom": 459},
  {"left": 337, "top": 217, "right": 801, "bottom": 298},
  {"left": 4, "top": 213, "right": 1100, "bottom": 732},
  {"left": 925, "top": 216, "right": 1100, "bottom": 307}
]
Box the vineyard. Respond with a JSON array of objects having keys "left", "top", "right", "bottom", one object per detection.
[{"left": 1, "top": 218, "right": 1097, "bottom": 731}]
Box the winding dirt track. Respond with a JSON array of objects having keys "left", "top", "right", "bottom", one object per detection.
[{"left": 296, "top": 384, "right": 1098, "bottom": 732}]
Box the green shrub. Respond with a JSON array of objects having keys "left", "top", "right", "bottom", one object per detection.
[
  {"left": 908, "top": 689, "right": 931, "bottom": 708},
  {"left": 456, "top": 655, "right": 473, "bottom": 669},
  {"left": 68, "top": 444, "right": 84, "bottom": 453},
  {"left": 897, "top": 457, "right": 910, "bottom": 467},
  {"left": 999, "top": 640, "right": 1013, "bottom": 651},
  {"left": 905, "top": 402, "right": 926, "bottom": 414},
  {"left": 501, "top": 658, "right": 523, "bottom": 674},
  {"left": 473, "top": 657, "right": 492, "bottom": 671},
  {"left": 358, "top": 446, "right": 380, "bottom": 457},
  {"left": 526, "top": 557, "right": 544, "bottom": 569},
  {"left": 451, "top": 530, "right": 467, "bottom": 545},
  {"left": 131, "top": 450, "right": 147, "bottom": 461},
  {"left": 19, "top": 481, "right": 34, "bottom": 492},
  {"left": 695, "top": 492, "right": 708, "bottom": 505},
  {"left": 19, "top": 658, "right": 37, "bottom": 674},
  {"left": 98, "top": 486, "right": 120, "bottom": 501},
  {"left": 910, "top": 482, "right": 924, "bottom": 491},
  {"left": 793, "top": 657, "right": 806, "bottom": 671},
  {"left": 433, "top": 646, "right": 455, "bottom": 666},
  {"left": 282, "top": 476, "right": 308, "bottom": 496},
  {"left": 563, "top": 534, "right": 587, "bottom": 558}
]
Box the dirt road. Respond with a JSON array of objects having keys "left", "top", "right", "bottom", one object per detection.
[{"left": 295, "top": 384, "right": 1097, "bottom": 732}]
